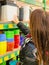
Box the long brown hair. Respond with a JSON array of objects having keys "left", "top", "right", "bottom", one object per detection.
[{"left": 30, "top": 9, "right": 49, "bottom": 65}]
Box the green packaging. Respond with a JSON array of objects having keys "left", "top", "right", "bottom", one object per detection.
[
  {"left": 14, "top": 29, "right": 20, "bottom": 35},
  {"left": 5, "top": 31, "right": 14, "bottom": 38}
]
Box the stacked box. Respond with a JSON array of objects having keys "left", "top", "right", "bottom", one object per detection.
[
  {"left": 5, "top": 31, "right": 14, "bottom": 51},
  {"left": 0, "top": 34, "right": 7, "bottom": 55},
  {"left": 14, "top": 29, "right": 20, "bottom": 48}
]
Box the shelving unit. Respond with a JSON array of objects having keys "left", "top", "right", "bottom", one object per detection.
[
  {"left": 0, "top": 21, "right": 20, "bottom": 65},
  {"left": 0, "top": 22, "right": 18, "bottom": 30},
  {"left": 0, "top": 22, "right": 20, "bottom": 64},
  {"left": 0, "top": 47, "right": 20, "bottom": 64}
]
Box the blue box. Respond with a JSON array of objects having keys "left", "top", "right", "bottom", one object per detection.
[
  {"left": 0, "top": 34, "right": 6, "bottom": 41},
  {"left": 6, "top": 38, "right": 14, "bottom": 42}
]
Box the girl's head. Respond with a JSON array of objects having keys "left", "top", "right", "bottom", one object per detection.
[{"left": 30, "top": 9, "right": 49, "bottom": 65}]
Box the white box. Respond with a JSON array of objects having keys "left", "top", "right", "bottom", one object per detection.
[
  {"left": 1, "top": 5, "right": 18, "bottom": 22},
  {"left": 23, "top": 6, "right": 30, "bottom": 22}
]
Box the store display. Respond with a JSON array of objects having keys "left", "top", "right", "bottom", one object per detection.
[
  {"left": 0, "top": 0, "right": 48, "bottom": 65},
  {"left": 5, "top": 31, "right": 14, "bottom": 51},
  {"left": 0, "top": 29, "right": 19, "bottom": 51}
]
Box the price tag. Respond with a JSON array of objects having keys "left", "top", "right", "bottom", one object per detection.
[
  {"left": 0, "top": 24, "right": 4, "bottom": 29},
  {"left": 4, "top": 56, "right": 9, "bottom": 61},
  {"left": 11, "top": 53, "right": 15, "bottom": 58},
  {"left": 8, "top": 24, "right": 13, "bottom": 28},
  {"left": 0, "top": 58, "right": 2, "bottom": 63}
]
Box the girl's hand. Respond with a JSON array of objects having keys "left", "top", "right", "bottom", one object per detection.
[{"left": 13, "top": 15, "right": 19, "bottom": 24}]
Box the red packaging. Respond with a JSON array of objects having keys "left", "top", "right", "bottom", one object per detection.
[
  {"left": 14, "top": 35, "right": 20, "bottom": 48},
  {"left": 7, "top": 42, "right": 14, "bottom": 51}
]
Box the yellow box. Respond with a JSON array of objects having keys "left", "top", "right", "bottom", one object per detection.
[
  {"left": 8, "top": 24, "right": 13, "bottom": 28},
  {"left": 0, "top": 41, "right": 7, "bottom": 55},
  {"left": 0, "top": 24, "right": 4, "bottom": 29}
]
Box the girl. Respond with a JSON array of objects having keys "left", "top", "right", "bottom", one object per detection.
[{"left": 13, "top": 9, "right": 49, "bottom": 65}]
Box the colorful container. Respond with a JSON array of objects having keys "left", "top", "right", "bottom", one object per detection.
[
  {"left": 14, "top": 35, "right": 20, "bottom": 48},
  {"left": 14, "top": 29, "right": 20, "bottom": 35},
  {"left": 7, "top": 42, "right": 14, "bottom": 51},
  {"left": 0, "top": 41, "right": 7, "bottom": 55},
  {"left": 6, "top": 38, "right": 14, "bottom": 51},
  {"left": 0, "top": 34, "right": 7, "bottom": 55},
  {"left": 5, "top": 31, "right": 14, "bottom": 38},
  {"left": 5, "top": 31, "right": 14, "bottom": 51},
  {"left": 0, "top": 34, "right": 6, "bottom": 41}
]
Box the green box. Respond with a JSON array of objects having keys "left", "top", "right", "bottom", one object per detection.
[
  {"left": 5, "top": 31, "right": 14, "bottom": 38},
  {"left": 14, "top": 29, "right": 20, "bottom": 35}
]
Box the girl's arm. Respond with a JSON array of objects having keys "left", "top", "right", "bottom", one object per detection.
[{"left": 13, "top": 16, "right": 30, "bottom": 35}]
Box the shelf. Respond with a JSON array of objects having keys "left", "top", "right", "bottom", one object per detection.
[
  {"left": 18, "top": 0, "right": 43, "bottom": 7},
  {"left": 18, "top": 0, "right": 49, "bottom": 10},
  {"left": 0, "top": 21, "right": 29, "bottom": 30},
  {"left": 0, "top": 21, "right": 18, "bottom": 30},
  {"left": 0, "top": 47, "right": 20, "bottom": 64}
]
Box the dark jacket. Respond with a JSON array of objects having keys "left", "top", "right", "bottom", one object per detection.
[
  {"left": 17, "top": 22, "right": 38, "bottom": 65},
  {"left": 17, "top": 22, "right": 30, "bottom": 35}
]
